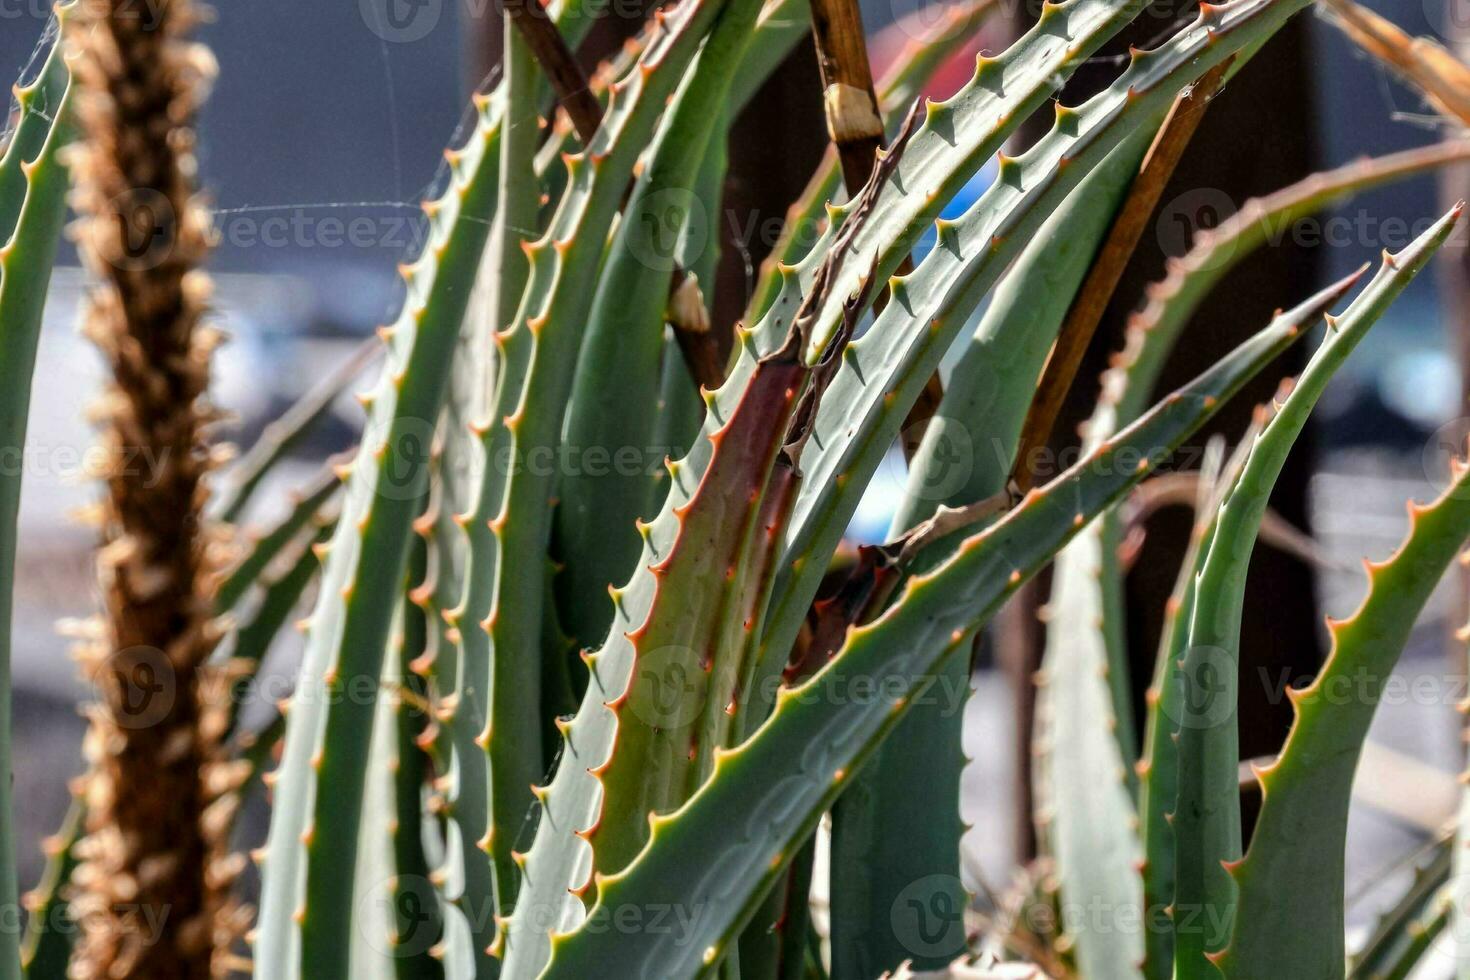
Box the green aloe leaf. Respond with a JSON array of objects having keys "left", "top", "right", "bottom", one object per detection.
[
  {"left": 1212, "top": 244, "right": 1470, "bottom": 980},
  {"left": 554, "top": 0, "right": 764, "bottom": 656},
  {"left": 1032, "top": 503, "right": 1149, "bottom": 980},
  {"left": 726, "top": 0, "right": 811, "bottom": 110},
  {"left": 1126, "top": 139, "right": 1470, "bottom": 422},
  {"left": 389, "top": 537, "right": 446, "bottom": 979},
  {"left": 828, "top": 124, "right": 1158, "bottom": 980},
  {"left": 1126, "top": 140, "right": 1470, "bottom": 980},
  {"left": 753, "top": 0, "right": 1316, "bottom": 739},
  {"left": 794, "top": 0, "right": 1156, "bottom": 362},
  {"left": 476, "top": 5, "right": 543, "bottom": 919},
  {"left": 451, "top": 0, "right": 738, "bottom": 930},
  {"left": 1367, "top": 887, "right": 1450, "bottom": 980},
  {"left": 1227, "top": 485, "right": 1466, "bottom": 976},
  {"left": 224, "top": 515, "right": 335, "bottom": 738},
  {"left": 215, "top": 341, "right": 377, "bottom": 525},
  {"left": 1349, "top": 834, "right": 1451, "bottom": 979},
  {"left": 499, "top": 223, "right": 854, "bottom": 977},
  {"left": 1025, "top": 84, "right": 1466, "bottom": 980},
  {"left": 1170, "top": 205, "right": 1462, "bottom": 980},
  {"left": 415, "top": 467, "right": 497, "bottom": 973},
  {"left": 1136, "top": 428, "right": 1253, "bottom": 977},
  {"left": 0, "top": 14, "right": 73, "bottom": 980},
  {"left": 510, "top": 5, "right": 1317, "bottom": 976},
  {"left": 348, "top": 582, "right": 444, "bottom": 980},
  {"left": 745, "top": 0, "right": 1001, "bottom": 322},
  {"left": 254, "top": 78, "right": 515, "bottom": 980},
  {"left": 215, "top": 469, "right": 339, "bottom": 614},
  {"left": 493, "top": 159, "right": 846, "bottom": 980},
  {"left": 536, "top": 275, "right": 1351, "bottom": 980},
  {"left": 19, "top": 799, "right": 82, "bottom": 979}
]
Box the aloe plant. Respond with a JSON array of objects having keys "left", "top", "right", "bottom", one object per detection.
[
  {"left": 2, "top": 0, "right": 1470, "bottom": 977},
  {"left": 0, "top": 15, "right": 74, "bottom": 980}
]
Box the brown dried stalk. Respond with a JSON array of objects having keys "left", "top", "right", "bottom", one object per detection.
[
  {"left": 501, "top": 0, "right": 603, "bottom": 143},
  {"left": 503, "top": 0, "right": 721, "bottom": 385},
  {"left": 809, "top": 0, "right": 884, "bottom": 197},
  {"left": 1007, "top": 58, "right": 1232, "bottom": 495},
  {"left": 1321, "top": 0, "right": 1470, "bottom": 126},
  {"left": 65, "top": 2, "right": 239, "bottom": 977},
  {"left": 1117, "top": 470, "right": 1344, "bottom": 574},
  {"left": 807, "top": 0, "right": 940, "bottom": 456}
]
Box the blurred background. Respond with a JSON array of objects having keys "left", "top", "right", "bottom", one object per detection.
[{"left": 4, "top": 0, "right": 1470, "bottom": 968}]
